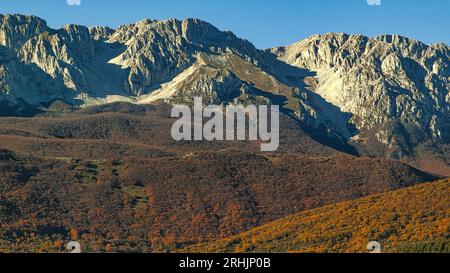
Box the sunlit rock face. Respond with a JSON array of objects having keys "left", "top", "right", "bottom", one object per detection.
[
  {"left": 271, "top": 33, "right": 450, "bottom": 149},
  {"left": 1, "top": 15, "right": 268, "bottom": 103},
  {"left": 0, "top": 14, "right": 49, "bottom": 49}
]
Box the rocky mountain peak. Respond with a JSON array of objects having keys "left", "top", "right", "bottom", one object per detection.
[
  {"left": 273, "top": 32, "right": 450, "bottom": 158},
  {"left": 61, "top": 24, "right": 90, "bottom": 37},
  {"left": 0, "top": 14, "right": 49, "bottom": 49},
  {"left": 89, "top": 26, "right": 115, "bottom": 40}
]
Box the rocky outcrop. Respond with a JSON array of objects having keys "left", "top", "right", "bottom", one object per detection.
[
  {"left": 272, "top": 33, "right": 450, "bottom": 150},
  {"left": 0, "top": 14, "right": 49, "bottom": 49},
  {"left": 89, "top": 26, "right": 114, "bottom": 40},
  {"left": 107, "top": 18, "right": 264, "bottom": 96},
  {"left": 1, "top": 15, "right": 271, "bottom": 103},
  {"left": 18, "top": 24, "right": 97, "bottom": 94}
]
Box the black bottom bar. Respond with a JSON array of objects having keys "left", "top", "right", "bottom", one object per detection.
[{"left": 0, "top": 253, "right": 447, "bottom": 272}]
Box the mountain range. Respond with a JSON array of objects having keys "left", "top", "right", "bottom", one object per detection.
[{"left": 1, "top": 14, "right": 449, "bottom": 171}]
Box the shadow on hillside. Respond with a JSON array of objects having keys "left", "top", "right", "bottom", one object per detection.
[{"left": 257, "top": 52, "right": 360, "bottom": 155}]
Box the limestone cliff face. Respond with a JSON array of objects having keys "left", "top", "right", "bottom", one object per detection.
[
  {"left": 106, "top": 18, "right": 263, "bottom": 96},
  {"left": 18, "top": 24, "right": 99, "bottom": 95},
  {"left": 271, "top": 33, "right": 450, "bottom": 150},
  {"left": 0, "top": 14, "right": 49, "bottom": 49},
  {"left": 0, "top": 15, "right": 66, "bottom": 106},
  {"left": 1, "top": 15, "right": 268, "bottom": 103},
  {"left": 89, "top": 26, "right": 114, "bottom": 41}
]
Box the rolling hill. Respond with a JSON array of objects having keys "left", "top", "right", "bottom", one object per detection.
[{"left": 182, "top": 179, "right": 450, "bottom": 253}]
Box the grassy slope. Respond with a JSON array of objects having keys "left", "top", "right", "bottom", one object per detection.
[{"left": 182, "top": 179, "right": 450, "bottom": 253}]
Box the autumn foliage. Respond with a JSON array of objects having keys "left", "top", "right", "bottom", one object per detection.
[{"left": 183, "top": 180, "right": 450, "bottom": 253}]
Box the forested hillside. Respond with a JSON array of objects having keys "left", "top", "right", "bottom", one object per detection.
[{"left": 183, "top": 180, "right": 450, "bottom": 253}]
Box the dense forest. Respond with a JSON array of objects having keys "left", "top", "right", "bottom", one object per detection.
[{"left": 182, "top": 180, "right": 450, "bottom": 253}]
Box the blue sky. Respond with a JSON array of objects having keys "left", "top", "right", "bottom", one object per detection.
[{"left": 0, "top": 0, "right": 448, "bottom": 48}]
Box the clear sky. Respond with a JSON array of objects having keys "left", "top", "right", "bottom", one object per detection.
[{"left": 0, "top": 0, "right": 448, "bottom": 49}]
